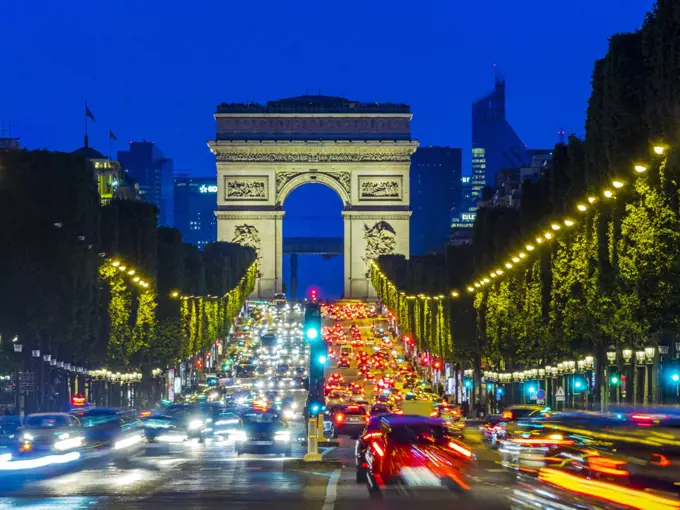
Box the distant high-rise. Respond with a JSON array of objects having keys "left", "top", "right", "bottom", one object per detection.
[
  {"left": 174, "top": 175, "right": 217, "bottom": 248},
  {"left": 472, "top": 70, "right": 529, "bottom": 195},
  {"left": 118, "top": 141, "right": 174, "bottom": 226},
  {"left": 449, "top": 176, "right": 477, "bottom": 246},
  {"left": 409, "top": 146, "right": 462, "bottom": 255}
]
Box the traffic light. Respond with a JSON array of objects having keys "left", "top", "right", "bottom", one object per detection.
[
  {"left": 421, "top": 354, "right": 430, "bottom": 366},
  {"left": 304, "top": 304, "right": 321, "bottom": 343},
  {"left": 463, "top": 379, "right": 472, "bottom": 389},
  {"left": 310, "top": 288, "right": 318, "bottom": 302},
  {"left": 609, "top": 372, "right": 620, "bottom": 385},
  {"left": 433, "top": 359, "right": 442, "bottom": 370},
  {"left": 673, "top": 373, "right": 680, "bottom": 383},
  {"left": 574, "top": 379, "right": 585, "bottom": 391}
]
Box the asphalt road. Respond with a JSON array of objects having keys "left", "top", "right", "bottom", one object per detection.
[{"left": 0, "top": 315, "right": 515, "bottom": 509}]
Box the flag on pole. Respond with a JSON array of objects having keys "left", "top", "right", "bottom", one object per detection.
[
  {"left": 109, "top": 131, "right": 117, "bottom": 141},
  {"left": 85, "top": 105, "right": 95, "bottom": 121}
]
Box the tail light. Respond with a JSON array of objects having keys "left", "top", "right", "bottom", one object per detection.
[
  {"left": 501, "top": 411, "right": 513, "bottom": 420},
  {"left": 588, "top": 456, "right": 629, "bottom": 476},
  {"left": 335, "top": 413, "right": 345, "bottom": 423},
  {"left": 140, "top": 410, "right": 152, "bottom": 418},
  {"left": 372, "top": 442, "right": 385, "bottom": 457},
  {"left": 448, "top": 441, "right": 472, "bottom": 458}
]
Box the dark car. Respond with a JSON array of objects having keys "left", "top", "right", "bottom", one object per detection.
[
  {"left": 370, "top": 404, "right": 392, "bottom": 417},
  {"left": 337, "top": 358, "right": 350, "bottom": 369},
  {"left": 331, "top": 405, "right": 367, "bottom": 439},
  {"left": 141, "top": 414, "right": 186, "bottom": 443},
  {"left": 234, "top": 410, "right": 292, "bottom": 457},
  {"left": 364, "top": 416, "right": 474, "bottom": 495},
  {"left": 0, "top": 416, "right": 22, "bottom": 441},
  {"left": 355, "top": 415, "right": 385, "bottom": 482},
  {"left": 77, "top": 408, "right": 143, "bottom": 448}
]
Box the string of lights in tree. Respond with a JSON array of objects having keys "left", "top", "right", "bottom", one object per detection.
[
  {"left": 369, "top": 260, "right": 454, "bottom": 301},
  {"left": 459, "top": 145, "right": 668, "bottom": 296},
  {"left": 110, "top": 259, "right": 152, "bottom": 289}
]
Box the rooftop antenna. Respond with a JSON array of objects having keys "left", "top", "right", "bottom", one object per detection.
[{"left": 558, "top": 128, "right": 566, "bottom": 145}]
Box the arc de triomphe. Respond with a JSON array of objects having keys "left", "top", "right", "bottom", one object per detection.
[{"left": 208, "top": 95, "right": 418, "bottom": 299}]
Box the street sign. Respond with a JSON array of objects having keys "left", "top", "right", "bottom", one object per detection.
[
  {"left": 556, "top": 386, "right": 565, "bottom": 402},
  {"left": 19, "top": 372, "right": 35, "bottom": 393},
  {"left": 536, "top": 389, "right": 546, "bottom": 400}
]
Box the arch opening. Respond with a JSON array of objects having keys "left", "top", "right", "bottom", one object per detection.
[{"left": 282, "top": 182, "right": 344, "bottom": 300}]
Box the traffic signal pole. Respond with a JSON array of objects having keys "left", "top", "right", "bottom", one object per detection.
[
  {"left": 302, "top": 303, "right": 327, "bottom": 462},
  {"left": 303, "top": 304, "right": 327, "bottom": 417}
]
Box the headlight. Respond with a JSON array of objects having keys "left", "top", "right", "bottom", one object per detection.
[
  {"left": 54, "top": 436, "right": 83, "bottom": 451},
  {"left": 215, "top": 418, "right": 239, "bottom": 426},
  {"left": 22, "top": 433, "right": 34, "bottom": 442},
  {"left": 188, "top": 419, "right": 204, "bottom": 430},
  {"left": 274, "top": 431, "right": 291, "bottom": 441},
  {"left": 255, "top": 381, "right": 264, "bottom": 388},
  {"left": 229, "top": 430, "right": 247, "bottom": 441},
  {"left": 283, "top": 410, "right": 295, "bottom": 420},
  {"left": 291, "top": 402, "right": 298, "bottom": 410}
]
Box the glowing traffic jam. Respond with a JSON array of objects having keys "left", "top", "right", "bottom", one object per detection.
[{"left": 2, "top": 298, "right": 680, "bottom": 510}]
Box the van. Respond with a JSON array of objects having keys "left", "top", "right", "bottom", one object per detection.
[{"left": 340, "top": 345, "right": 352, "bottom": 358}]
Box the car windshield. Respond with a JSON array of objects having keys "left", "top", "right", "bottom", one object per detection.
[
  {"left": 242, "top": 412, "right": 278, "bottom": 424},
  {"left": 389, "top": 423, "right": 447, "bottom": 444},
  {"left": 26, "top": 415, "right": 70, "bottom": 428}
]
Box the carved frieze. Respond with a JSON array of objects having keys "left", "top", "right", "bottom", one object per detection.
[
  {"left": 362, "top": 220, "right": 397, "bottom": 276},
  {"left": 232, "top": 224, "right": 262, "bottom": 272},
  {"left": 358, "top": 176, "right": 402, "bottom": 200},
  {"left": 216, "top": 151, "right": 412, "bottom": 163},
  {"left": 224, "top": 176, "right": 268, "bottom": 201}
]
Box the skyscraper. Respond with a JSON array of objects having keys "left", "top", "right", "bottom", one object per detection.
[
  {"left": 449, "top": 175, "right": 477, "bottom": 246},
  {"left": 472, "top": 70, "right": 529, "bottom": 195},
  {"left": 409, "top": 146, "right": 462, "bottom": 255},
  {"left": 174, "top": 175, "right": 217, "bottom": 248},
  {"left": 118, "top": 141, "right": 174, "bottom": 226}
]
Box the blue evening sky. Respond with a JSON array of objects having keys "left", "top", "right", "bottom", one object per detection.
[{"left": 0, "top": 0, "right": 655, "bottom": 297}]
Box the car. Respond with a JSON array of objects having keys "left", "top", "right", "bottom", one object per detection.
[
  {"left": 483, "top": 405, "right": 546, "bottom": 447},
  {"left": 369, "top": 404, "right": 392, "bottom": 417},
  {"left": 337, "top": 358, "right": 350, "bottom": 369},
  {"left": 355, "top": 415, "right": 390, "bottom": 482},
  {"left": 431, "top": 404, "right": 465, "bottom": 438},
  {"left": 77, "top": 408, "right": 143, "bottom": 448},
  {"left": 363, "top": 415, "right": 474, "bottom": 496},
  {"left": 331, "top": 405, "right": 368, "bottom": 439},
  {"left": 233, "top": 410, "right": 292, "bottom": 457},
  {"left": 19, "top": 413, "right": 85, "bottom": 455},
  {"left": 326, "top": 390, "right": 350, "bottom": 406}
]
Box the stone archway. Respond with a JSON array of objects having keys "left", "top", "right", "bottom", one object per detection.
[{"left": 209, "top": 95, "right": 418, "bottom": 299}]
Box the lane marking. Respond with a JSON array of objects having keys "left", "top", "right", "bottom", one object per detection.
[
  {"left": 322, "top": 469, "right": 340, "bottom": 510},
  {"left": 321, "top": 447, "right": 336, "bottom": 458}
]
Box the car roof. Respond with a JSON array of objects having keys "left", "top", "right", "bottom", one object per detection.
[
  {"left": 28, "top": 412, "right": 71, "bottom": 417},
  {"left": 382, "top": 415, "right": 444, "bottom": 427}
]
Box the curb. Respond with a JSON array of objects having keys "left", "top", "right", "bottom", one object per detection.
[{"left": 299, "top": 441, "right": 340, "bottom": 447}]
